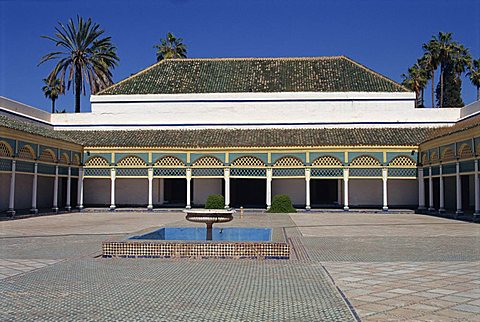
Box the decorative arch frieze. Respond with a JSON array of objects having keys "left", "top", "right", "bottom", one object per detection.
[
  {"left": 38, "top": 149, "right": 56, "bottom": 163},
  {"left": 117, "top": 155, "right": 147, "bottom": 167},
  {"left": 0, "top": 141, "right": 13, "bottom": 157},
  {"left": 311, "top": 155, "right": 343, "bottom": 167},
  {"left": 59, "top": 153, "right": 69, "bottom": 165},
  {"left": 349, "top": 155, "right": 381, "bottom": 167},
  {"left": 17, "top": 145, "right": 35, "bottom": 160},
  {"left": 85, "top": 156, "right": 110, "bottom": 167},
  {"left": 230, "top": 156, "right": 265, "bottom": 167},
  {"left": 191, "top": 156, "right": 223, "bottom": 167},
  {"left": 430, "top": 151, "right": 439, "bottom": 163},
  {"left": 388, "top": 155, "right": 416, "bottom": 167},
  {"left": 273, "top": 156, "right": 304, "bottom": 167},
  {"left": 441, "top": 148, "right": 455, "bottom": 162},
  {"left": 154, "top": 156, "right": 185, "bottom": 167},
  {"left": 458, "top": 144, "right": 474, "bottom": 159},
  {"left": 72, "top": 154, "right": 81, "bottom": 166}
]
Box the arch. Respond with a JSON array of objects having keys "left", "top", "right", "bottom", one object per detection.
[
  {"left": 17, "top": 145, "right": 35, "bottom": 160},
  {"left": 430, "top": 151, "right": 439, "bottom": 163},
  {"left": 38, "top": 149, "right": 56, "bottom": 163},
  {"left": 421, "top": 153, "right": 429, "bottom": 165},
  {"left": 273, "top": 156, "right": 304, "bottom": 167},
  {"left": 230, "top": 156, "right": 265, "bottom": 167},
  {"left": 0, "top": 141, "right": 13, "bottom": 157},
  {"left": 441, "top": 147, "right": 455, "bottom": 161},
  {"left": 349, "top": 155, "right": 381, "bottom": 167},
  {"left": 59, "top": 153, "right": 69, "bottom": 165},
  {"left": 72, "top": 154, "right": 81, "bottom": 166},
  {"left": 117, "top": 155, "right": 147, "bottom": 167},
  {"left": 311, "top": 155, "right": 342, "bottom": 167},
  {"left": 389, "top": 155, "right": 416, "bottom": 167},
  {"left": 458, "top": 144, "right": 474, "bottom": 159},
  {"left": 85, "top": 156, "right": 110, "bottom": 167},
  {"left": 191, "top": 156, "right": 223, "bottom": 167},
  {"left": 154, "top": 156, "right": 185, "bottom": 167}
]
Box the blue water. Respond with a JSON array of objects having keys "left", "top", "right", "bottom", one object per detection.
[{"left": 129, "top": 227, "right": 272, "bottom": 242}]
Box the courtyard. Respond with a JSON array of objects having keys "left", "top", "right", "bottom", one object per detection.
[{"left": 0, "top": 211, "right": 479, "bottom": 321}]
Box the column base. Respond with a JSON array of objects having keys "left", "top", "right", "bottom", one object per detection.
[
  {"left": 7, "top": 209, "right": 15, "bottom": 217},
  {"left": 382, "top": 207, "right": 388, "bottom": 212},
  {"left": 343, "top": 206, "right": 349, "bottom": 211},
  {"left": 186, "top": 205, "right": 191, "bottom": 209},
  {"left": 147, "top": 205, "right": 153, "bottom": 211},
  {"left": 109, "top": 205, "right": 116, "bottom": 211},
  {"left": 455, "top": 210, "right": 463, "bottom": 218},
  {"left": 52, "top": 207, "right": 59, "bottom": 212},
  {"left": 30, "top": 208, "right": 38, "bottom": 214},
  {"left": 305, "top": 206, "right": 311, "bottom": 211},
  {"left": 428, "top": 207, "right": 435, "bottom": 212},
  {"left": 77, "top": 205, "right": 84, "bottom": 211},
  {"left": 65, "top": 206, "right": 72, "bottom": 211},
  {"left": 439, "top": 208, "right": 446, "bottom": 214},
  {"left": 224, "top": 205, "right": 230, "bottom": 209}
]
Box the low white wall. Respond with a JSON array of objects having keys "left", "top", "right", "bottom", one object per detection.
[
  {"left": 349, "top": 179, "right": 382, "bottom": 207},
  {"left": 14, "top": 174, "right": 32, "bottom": 210},
  {"left": 0, "top": 173, "right": 10, "bottom": 211},
  {"left": 116, "top": 179, "right": 148, "bottom": 205},
  {"left": 193, "top": 179, "right": 222, "bottom": 205},
  {"left": 0, "top": 96, "right": 51, "bottom": 123},
  {"left": 387, "top": 180, "right": 418, "bottom": 207},
  {"left": 84, "top": 178, "right": 110, "bottom": 205},
  {"left": 37, "top": 176, "right": 54, "bottom": 208},
  {"left": 272, "top": 179, "right": 305, "bottom": 205}
]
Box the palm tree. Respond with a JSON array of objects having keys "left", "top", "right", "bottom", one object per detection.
[
  {"left": 421, "top": 41, "right": 440, "bottom": 107},
  {"left": 467, "top": 58, "right": 480, "bottom": 101},
  {"left": 42, "top": 77, "right": 63, "bottom": 113},
  {"left": 451, "top": 44, "right": 472, "bottom": 83},
  {"left": 434, "top": 32, "right": 457, "bottom": 107},
  {"left": 39, "top": 16, "right": 119, "bottom": 113},
  {"left": 402, "top": 63, "right": 428, "bottom": 107},
  {"left": 154, "top": 32, "right": 187, "bottom": 61}
]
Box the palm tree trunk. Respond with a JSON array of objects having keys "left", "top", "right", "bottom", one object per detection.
[
  {"left": 51, "top": 98, "right": 55, "bottom": 114},
  {"left": 75, "top": 65, "right": 81, "bottom": 113},
  {"left": 440, "top": 64, "right": 444, "bottom": 108},
  {"left": 421, "top": 88, "right": 424, "bottom": 107},
  {"left": 431, "top": 70, "right": 435, "bottom": 108},
  {"left": 477, "top": 86, "right": 479, "bottom": 101}
]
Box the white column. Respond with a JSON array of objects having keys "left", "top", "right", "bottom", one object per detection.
[
  {"left": 343, "top": 167, "right": 349, "bottom": 211},
  {"left": 77, "top": 167, "right": 84, "bottom": 210},
  {"left": 439, "top": 165, "right": 445, "bottom": 213},
  {"left": 52, "top": 165, "right": 59, "bottom": 212},
  {"left": 66, "top": 166, "right": 71, "bottom": 211},
  {"left": 224, "top": 168, "right": 230, "bottom": 208},
  {"left": 186, "top": 168, "right": 191, "bottom": 209},
  {"left": 456, "top": 161, "right": 463, "bottom": 216},
  {"left": 110, "top": 167, "right": 116, "bottom": 210},
  {"left": 266, "top": 168, "right": 272, "bottom": 209},
  {"left": 305, "top": 168, "right": 311, "bottom": 210},
  {"left": 382, "top": 167, "right": 388, "bottom": 211},
  {"left": 30, "top": 162, "right": 38, "bottom": 214},
  {"left": 147, "top": 167, "right": 153, "bottom": 210},
  {"left": 474, "top": 160, "right": 479, "bottom": 216},
  {"left": 418, "top": 167, "right": 425, "bottom": 210},
  {"left": 428, "top": 167, "right": 434, "bottom": 211},
  {"left": 7, "top": 160, "right": 16, "bottom": 216}
]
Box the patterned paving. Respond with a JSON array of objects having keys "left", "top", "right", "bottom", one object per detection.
[{"left": 0, "top": 259, "right": 61, "bottom": 279}]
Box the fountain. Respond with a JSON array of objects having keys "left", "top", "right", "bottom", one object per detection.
[{"left": 183, "top": 209, "right": 235, "bottom": 240}]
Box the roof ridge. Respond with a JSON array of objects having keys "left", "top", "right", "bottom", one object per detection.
[
  {"left": 341, "top": 56, "right": 409, "bottom": 92},
  {"left": 163, "top": 56, "right": 343, "bottom": 61}
]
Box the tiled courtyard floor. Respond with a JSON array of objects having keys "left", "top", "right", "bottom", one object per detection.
[{"left": 0, "top": 210, "right": 479, "bottom": 321}]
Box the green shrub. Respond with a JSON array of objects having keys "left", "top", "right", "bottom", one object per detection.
[
  {"left": 267, "top": 194, "right": 297, "bottom": 213},
  {"left": 205, "top": 194, "right": 225, "bottom": 209}
]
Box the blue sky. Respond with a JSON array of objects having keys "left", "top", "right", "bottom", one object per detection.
[{"left": 0, "top": 0, "right": 479, "bottom": 112}]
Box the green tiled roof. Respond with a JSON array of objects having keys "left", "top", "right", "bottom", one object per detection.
[
  {"left": 423, "top": 113, "right": 480, "bottom": 143},
  {"left": 98, "top": 56, "right": 408, "bottom": 95},
  {"left": 0, "top": 114, "right": 78, "bottom": 145},
  {"left": 65, "top": 128, "right": 432, "bottom": 148}
]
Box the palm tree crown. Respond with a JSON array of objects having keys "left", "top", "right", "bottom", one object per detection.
[
  {"left": 154, "top": 32, "right": 187, "bottom": 62},
  {"left": 39, "top": 16, "right": 119, "bottom": 113},
  {"left": 402, "top": 63, "right": 428, "bottom": 107},
  {"left": 467, "top": 58, "right": 480, "bottom": 101},
  {"left": 42, "top": 78, "right": 63, "bottom": 113}
]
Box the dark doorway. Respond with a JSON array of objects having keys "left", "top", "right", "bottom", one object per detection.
[
  {"left": 311, "top": 179, "right": 338, "bottom": 207},
  {"left": 231, "top": 179, "right": 266, "bottom": 208},
  {"left": 163, "top": 179, "right": 187, "bottom": 207},
  {"left": 462, "top": 175, "right": 473, "bottom": 211}
]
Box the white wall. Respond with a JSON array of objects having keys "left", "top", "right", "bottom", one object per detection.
[
  {"left": 349, "top": 179, "right": 382, "bottom": 206},
  {"left": 0, "top": 173, "right": 10, "bottom": 211},
  {"left": 193, "top": 179, "right": 222, "bottom": 205},
  {"left": 14, "top": 174, "right": 32, "bottom": 210},
  {"left": 387, "top": 180, "right": 418, "bottom": 207},
  {"left": 49, "top": 92, "right": 461, "bottom": 130},
  {"left": 116, "top": 179, "right": 148, "bottom": 206},
  {"left": 272, "top": 179, "right": 305, "bottom": 205},
  {"left": 37, "top": 176, "right": 54, "bottom": 209},
  {"left": 84, "top": 178, "right": 110, "bottom": 205},
  {"left": 0, "top": 96, "right": 51, "bottom": 123}
]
